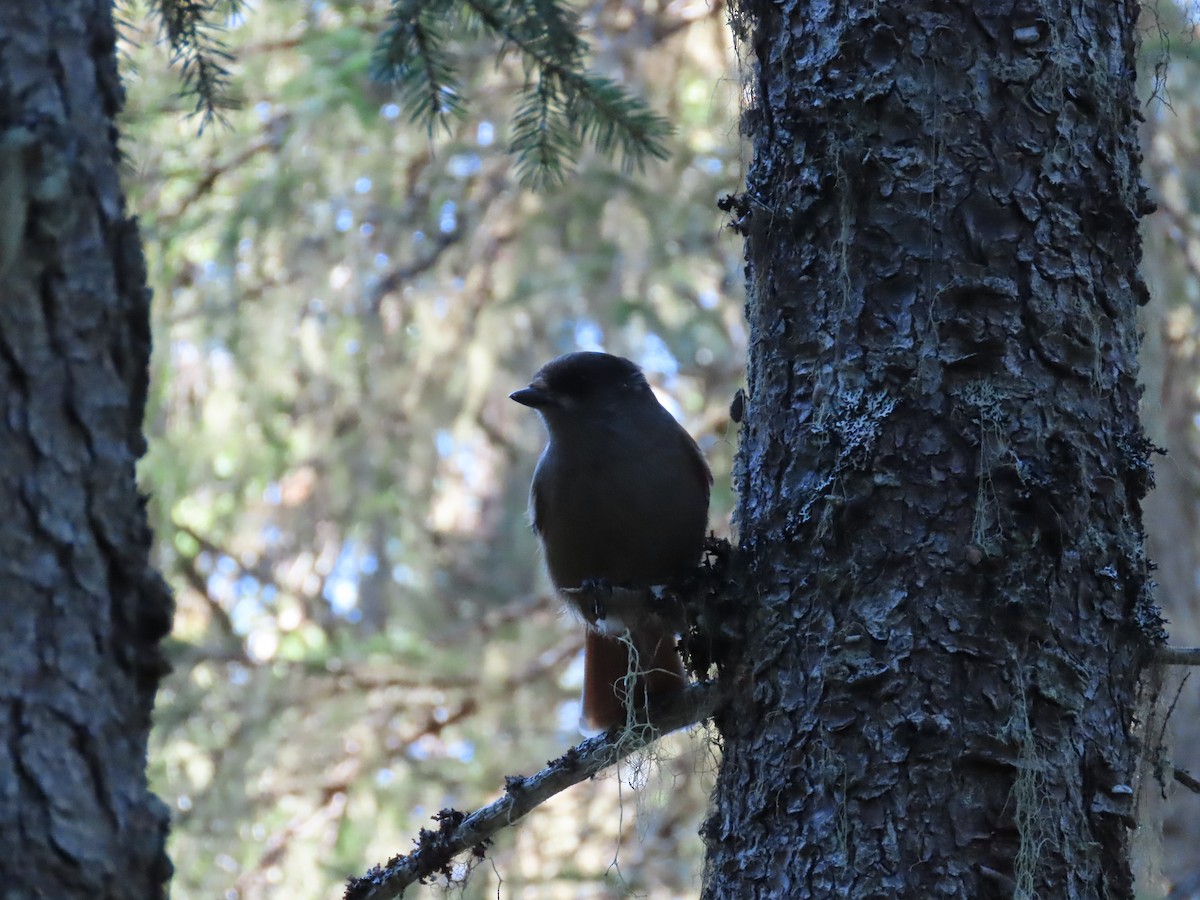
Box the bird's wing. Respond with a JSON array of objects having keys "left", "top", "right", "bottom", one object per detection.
[
  {"left": 529, "top": 468, "right": 547, "bottom": 537},
  {"left": 682, "top": 428, "right": 714, "bottom": 494}
]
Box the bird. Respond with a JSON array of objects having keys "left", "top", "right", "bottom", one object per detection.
[{"left": 510, "top": 351, "right": 711, "bottom": 733}]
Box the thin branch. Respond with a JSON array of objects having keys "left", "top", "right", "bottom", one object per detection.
[
  {"left": 344, "top": 680, "right": 724, "bottom": 900},
  {"left": 158, "top": 130, "right": 281, "bottom": 227},
  {"left": 369, "top": 230, "right": 461, "bottom": 312},
  {"left": 173, "top": 519, "right": 289, "bottom": 608},
  {"left": 1175, "top": 766, "right": 1200, "bottom": 795},
  {"left": 1157, "top": 646, "right": 1200, "bottom": 665},
  {"left": 430, "top": 593, "right": 555, "bottom": 646}
]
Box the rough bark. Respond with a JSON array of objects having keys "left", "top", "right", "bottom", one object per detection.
[
  {"left": 0, "top": 2, "right": 173, "bottom": 897},
  {"left": 704, "top": 1, "right": 1157, "bottom": 897}
]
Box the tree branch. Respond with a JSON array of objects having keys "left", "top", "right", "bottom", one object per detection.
[
  {"left": 1157, "top": 646, "right": 1200, "bottom": 666},
  {"left": 1175, "top": 766, "right": 1200, "bottom": 795},
  {"left": 343, "top": 680, "right": 723, "bottom": 900},
  {"left": 158, "top": 128, "right": 282, "bottom": 227}
]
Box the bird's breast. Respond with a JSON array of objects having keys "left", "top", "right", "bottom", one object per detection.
[{"left": 534, "top": 442, "right": 707, "bottom": 590}]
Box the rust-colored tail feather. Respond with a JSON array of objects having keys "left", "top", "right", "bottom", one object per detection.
[{"left": 580, "top": 626, "right": 685, "bottom": 734}]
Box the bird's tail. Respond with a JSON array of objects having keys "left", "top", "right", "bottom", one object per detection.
[{"left": 580, "top": 626, "right": 685, "bottom": 735}]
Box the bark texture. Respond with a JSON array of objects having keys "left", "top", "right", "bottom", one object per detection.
[
  {"left": 0, "top": 2, "right": 173, "bottom": 897},
  {"left": 704, "top": 1, "right": 1158, "bottom": 897}
]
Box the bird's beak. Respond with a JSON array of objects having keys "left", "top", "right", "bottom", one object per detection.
[{"left": 510, "top": 383, "right": 554, "bottom": 408}]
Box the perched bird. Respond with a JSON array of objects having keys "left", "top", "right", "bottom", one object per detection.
[{"left": 510, "top": 351, "right": 711, "bottom": 732}]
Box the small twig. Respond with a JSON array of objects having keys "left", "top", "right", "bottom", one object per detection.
[
  {"left": 159, "top": 135, "right": 278, "bottom": 226},
  {"left": 369, "top": 230, "right": 461, "bottom": 312},
  {"left": 1176, "top": 766, "right": 1200, "bottom": 795},
  {"left": 1157, "top": 646, "right": 1200, "bottom": 666},
  {"left": 344, "top": 681, "right": 723, "bottom": 900},
  {"left": 430, "top": 593, "right": 554, "bottom": 647}
]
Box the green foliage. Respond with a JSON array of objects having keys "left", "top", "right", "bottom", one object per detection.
[
  {"left": 120, "top": 3, "right": 1200, "bottom": 894},
  {"left": 371, "top": 0, "right": 466, "bottom": 125},
  {"left": 142, "top": 0, "right": 244, "bottom": 125},
  {"left": 138, "top": 0, "right": 675, "bottom": 182},
  {"left": 122, "top": 0, "right": 744, "bottom": 895},
  {"left": 371, "top": 0, "right": 673, "bottom": 185}
]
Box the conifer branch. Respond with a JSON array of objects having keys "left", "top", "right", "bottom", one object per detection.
[
  {"left": 372, "top": 0, "right": 672, "bottom": 185},
  {"left": 371, "top": 0, "right": 466, "bottom": 131},
  {"left": 147, "top": 0, "right": 242, "bottom": 126}
]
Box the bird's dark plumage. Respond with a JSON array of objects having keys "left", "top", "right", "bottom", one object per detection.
[{"left": 511, "top": 351, "right": 711, "bottom": 732}]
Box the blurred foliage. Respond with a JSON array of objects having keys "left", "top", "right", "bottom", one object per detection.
[
  {"left": 123, "top": 0, "right": 1200, "bottom": 896},
  {"left": 123, "top": 0, "right": 745, "bottom": 897},
  {"left": 1138, "top": 4, "right": 1200, "bottom": 898}
]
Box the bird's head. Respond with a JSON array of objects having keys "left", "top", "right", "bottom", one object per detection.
[{"left": 510, "top": 352, "right": 653, "bottom": 427}]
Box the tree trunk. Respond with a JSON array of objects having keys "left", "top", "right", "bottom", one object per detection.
[
  {"left": 0, "top": 2, "right": 173, "bottom": 897},
  {"left": 704, "top": 2, "right": 1157, "bottom": 896}
]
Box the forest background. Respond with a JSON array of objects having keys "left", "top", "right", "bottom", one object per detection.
[{"left": 124, "top": 1, "right": 1200, "bottom": 896}]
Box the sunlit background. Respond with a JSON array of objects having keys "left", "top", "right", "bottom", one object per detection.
[{"left": 119, "top": 1, "right": 1200, "bottom": 897}]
